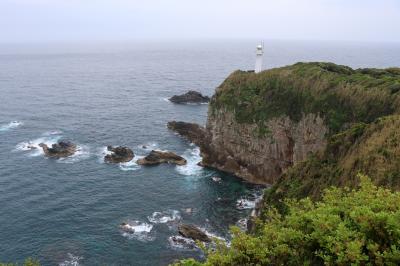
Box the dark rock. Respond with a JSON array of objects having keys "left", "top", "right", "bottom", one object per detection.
[
  {"left": 137, "top": 150, "right": 186, "bottom": 166},
  {"left": 104, "top": 146, "right": 134, "bottom": 163},
  {"left": 178, "top": 224, "right": 210, "bottom": 242},
  {"left": 39, "top": 141, "right": 77, "bottom": 158},
  {"left": 167, "top": 121, "right": 207, "bottom": 147},
  {"left": 169, "top": 90, "right": 210, "bottom": 104}
]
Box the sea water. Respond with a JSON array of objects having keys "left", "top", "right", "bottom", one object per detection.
[{"left": 0, "top": 40, "right": 399, "bottom": 265}]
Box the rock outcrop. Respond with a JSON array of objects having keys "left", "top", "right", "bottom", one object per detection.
[
  {"left": 168, "top": 63, "right": 400, "bottom": 185},
  {"left": 39, "top": 141, "right": 77, "bottom": 158},
  {"left": 104, "top": 146, "right": 134, "bottom": 163},
  {"left": 168, "top": 112, "right": 327, "bottom": 184},
  {"left": 137, "top": 150, "right": 187, "bottom": 166},
  {"left": 178, "top": 224, "right": 210, "bottom": 242},
  {"left": 169, "top": 90, "right": 210, "bottom": 104}
]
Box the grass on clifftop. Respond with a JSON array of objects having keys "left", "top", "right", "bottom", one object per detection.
[
  {"left": 212, "top": 62, "right": 400, "bottom": 134},
  {"left": 175, "top": 176, "right": 400, "bottom": 266}
]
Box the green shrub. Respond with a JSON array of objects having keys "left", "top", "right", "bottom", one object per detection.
[
  {"left": 175, "top": 175, "right": 400, "bottom": 266},
  {"left": 0, "top": 258, "right": 40, "bottom": 266}
]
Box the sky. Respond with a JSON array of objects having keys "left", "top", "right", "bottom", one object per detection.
[{"left": 0, "top": 0, "right": 399, "bottom": 43}]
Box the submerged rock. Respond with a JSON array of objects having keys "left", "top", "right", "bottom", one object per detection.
[
  {"left": 39, "top": 141, "right": 77, "bottom": 158},
  {"left": 178, "top": 224, "right": 210, "bottom": 242},
  {"left": 137, "top": 150, "right": 186, "bottom": 166},
  {"left": 169, "top": 90, "right": 210, "bottom": 104},
  {"left": 104, "top": 146, "right": 134, "bottom": 163}
]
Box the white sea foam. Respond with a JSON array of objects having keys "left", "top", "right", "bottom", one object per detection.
[
  {"left": 0, "top": 121, "right": 23, "bottom": 132},
  {"left": 58, "top": 253, "right": 82, "bottom": 266},
  {"left": 119, "top": 155, "right": 143, "bottom": 171},
  {"left": 147, "top": 210, "right": 181, "bottom": 224},
  {"left": 43, "top": 130, "right": 63, "bottom": 136},
  {"left": 236, "top": 198, "right": 256, "bottom": 210},
  {"left": 176, "top": 147, "right": 203, "bottom": 176},
  {"left": 168, "top": 235, "right": 197, "bottom": 250},
  {"left": 138, "top": 142, "right": 159, "bottom": 151},
  {"left": 99, "top": 146, "right": 142, "bottom": 171},
  {"left": 236, "top": 192, "right": 263, "bottom": 210},
  {"left": 236, "top": 218, "right": 248, "bottom": 231},
  {"left": 57, "top": 145, "right": 91, "bottom": 164},
  {"left": 15, "top": 135, "right": 62, "bottom": 157},
  {"left": 120, "top": 221, "right": 154, "bottom": 242}
]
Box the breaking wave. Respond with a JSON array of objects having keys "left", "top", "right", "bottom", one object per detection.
[
  {"left": 15, "top": 134, "right": 62, "bottom": 157},
  {"left": 147, "top": 210, "right": 181, "bottom": 224},
  {"left": 120, "top": 221, "right": 155, "bottom": 242},
  {"left": 168, "top": 235, "right": 198, "bottom": 250},
  {"left": 58, "top": 253, "right": 82, "bottom": 266},
  {"left": 176, "top": 147, "right": 203, "bottom": 176},
  {"left": 57, "top": 145, "right": 91, "bottom": 164},
  {"left": 119, "top": 156, "right": 143, "bottom": 171},
  {"left": 0, "top": 121, "right": 23, "bottom": 132}
]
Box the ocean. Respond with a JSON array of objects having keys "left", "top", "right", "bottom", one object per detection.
[{"left": 0, "top": 40, "right": 399, "bottom": 265}]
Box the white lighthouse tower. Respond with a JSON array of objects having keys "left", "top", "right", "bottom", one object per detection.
[{"left": 255, "top": 42, "right": 264, "bottom": 73}]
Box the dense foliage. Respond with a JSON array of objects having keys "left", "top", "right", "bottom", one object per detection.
[
  {"left": 266, "top": 114, "right": 400, "bottom": 213},
  {"left": 0, "top": 258, "right": 40, "bottom": 266},
  {"left": 211, "top": 62, "right": 400, "bottom": 134},
  {"left": 175, "top": 176, "right": 400, "bottom": 266}
]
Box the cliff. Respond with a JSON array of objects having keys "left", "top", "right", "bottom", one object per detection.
[{"left": 170, "top": 62, "right": 400, "bottom": 185}]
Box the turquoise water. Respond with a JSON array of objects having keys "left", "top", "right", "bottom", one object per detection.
[{"left": 0, "top": 40, "right": 399, "bottom": 265}]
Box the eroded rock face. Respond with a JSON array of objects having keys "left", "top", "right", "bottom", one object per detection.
[
  {"left": 137, "top": 150, "right": 187, "bottom": 166},
  {"left": 39, "top": 141, "right": 77, "bottom": 158},
  {"left": 104, "top": 146, "right": 134, "bottom": 163},
  {"left": 169, "top": 91, "right": 210, "bottom": 104},
  {"left": 168, "top": 110, "right": 328, "bottom": 184},
  {"left": 167, "top": 121, "right": 206, "bottom": 146},
  {"left": 178, "top": 224, "right": 210, "bottom": 242}
]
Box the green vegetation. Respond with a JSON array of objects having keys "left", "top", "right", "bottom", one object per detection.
[
  {"left": 212, "top": 62, "right": 400, "bottom": 134},
  {"left": 0, "top": 258, "right": 40, "bottom": 266},
  {"left": 265, "top": 114, "right": 400, "bottom": 213},
  {"left": 175, "top": 176, "right": 400, "bottom": 266},
  {"left": 176, "top": 63, "right": 400, "bottom": 265}
]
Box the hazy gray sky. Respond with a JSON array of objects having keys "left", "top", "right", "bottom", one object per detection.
[{"left": 1, "top": 0, "right": 399, "bottom": 43}]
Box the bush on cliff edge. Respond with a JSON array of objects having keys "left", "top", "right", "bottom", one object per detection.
[{"left": 175, "top": 175, "right": 400, "bottom": 266}]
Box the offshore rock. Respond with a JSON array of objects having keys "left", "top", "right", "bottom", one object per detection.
[
  {"left": 169, "top": 90, "right": 210, "bottom": 104},
  {"left": 137, "top": 150, "right": 187, "bottom": 166},
  {"left": 104, "top": 146, "right": 134, "bottom": 163},
  {"left": 39, "top": 141, "right": 77, "bottom": 158},
  {"left": 178, "top": 224, "right": 210, "bottom": 242}
]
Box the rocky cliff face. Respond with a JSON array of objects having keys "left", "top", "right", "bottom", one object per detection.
[
  {"left": 169, "top": 62, "right": 400, "bottom": 185},
  {"left": 202, "top": 109, "right": 327, "bottom": 184}
]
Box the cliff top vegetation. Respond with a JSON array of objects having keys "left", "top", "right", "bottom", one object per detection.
[{"left": 212, "top": 62, "right": 400, "bottom": 134}]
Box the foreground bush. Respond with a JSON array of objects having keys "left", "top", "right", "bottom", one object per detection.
[
  {"left": 176, "top": 175, "right": 400, "bottom": 265},
  {"left": 0, "top": 258, "right": 40, "bottom": 266}
]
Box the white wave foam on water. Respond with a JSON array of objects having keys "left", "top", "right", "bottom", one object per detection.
[
  {"left": 236, "top": 198, "right": 256, "bottom": 210},
  {"left": 147, "top": 210, "right": 181, "bottom": 224},
  {"left": 99, "top": 146, "right": 142, "bottom": 171},
  {"left": 236, "top": 218, "right": 248, "bottom": 231},
  {"left": 176, "top": 147, "right": 203, "bottom": 176},
  {"left": 120, "top": 221, "right": 155, "bottom": 242},
  {"left": 236, "top": 191, "right": 263, "bottom": 210},
  {"left": 43, "top": 130, "right": 63, "bottom": 136},
  {"left": 0, "top": 121, "right": 23, "bottom": 132},
  {"left": 138, "top": 142, "right": 158, "bottom": 151},
  {"left": 57, "top": 145, "right": 91, "bottom": 164},
  {"left": 119, "top": 155, "right": 143, "bottom": 171},
  {"left": 59, "top": 253, "right": 82, "bottom": 266},
  {"left": 15, "top": 135, "right": 62, "bottom": 157},
  {"left": 168, "top": 235, "right": 198, "bottom": 250}
]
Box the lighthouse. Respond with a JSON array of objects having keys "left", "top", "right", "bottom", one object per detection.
[{"left": 255, "top": 42, "right": 264, "bottom": 73}]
